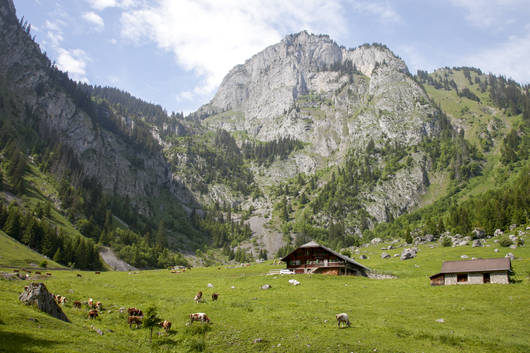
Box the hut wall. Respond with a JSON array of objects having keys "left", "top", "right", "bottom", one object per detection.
[
  {"left": 491, "top": 271, "right": 509, "bottom": 284},
  {"left": 445, "top": 273, "right": 457, "bottom": 285},
  {"left": 318, "top": 268, "right": 339, "bottom": 275},
  {"left": 430, "top": 274, "right": 444, "bottom": 286},
  {"left": 468, "top": 273, "right": 483, "bottom": 284}
]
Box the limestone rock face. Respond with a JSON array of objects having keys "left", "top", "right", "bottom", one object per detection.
[{"left": 19, "top": 282, "right": 69, "bottom": 322}]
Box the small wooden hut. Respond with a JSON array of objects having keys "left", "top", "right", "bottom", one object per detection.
[
  {"left": 430, "top": 258, "right": 511, "bottom": 286},
  {"left": 281, "top": 241, "right": 370, "bottom": 276}
]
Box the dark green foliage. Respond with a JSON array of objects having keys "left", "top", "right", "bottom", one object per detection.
[
  {"left": 197, "top": 204, "right": 252, "bottom": 248},
  {"left": 242, "top": 137, "right": 304, "bottom": 167},
  {"left": 142, "top": 305, "right": 161, "bottom": 340},
  {"left": 498, "top": 236, "right": 513, "bottom": 247},
  {"left": 458, "top": 88, "right": 480, "bottom": 102},
  {"left": 442, "top": 236, "right": 452, "bottom": 247}
]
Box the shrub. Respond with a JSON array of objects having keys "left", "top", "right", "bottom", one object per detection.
[
  {"left": 498, "top": 236, "right": 513, "bottom": 247},
  {"left": 442, "top": 237, "right": 452, "bottom": 247},
  {"left": 39, "top": 260, "right": 48, "bottom": 268}
]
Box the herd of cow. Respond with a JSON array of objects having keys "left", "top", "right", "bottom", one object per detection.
[{"left": 50, "top": 289, "right": 213, "bottom": 333}]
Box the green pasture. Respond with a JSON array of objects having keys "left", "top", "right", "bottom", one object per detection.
[{"left": 0, "top": 235, "right": 529, "bottom": 352}]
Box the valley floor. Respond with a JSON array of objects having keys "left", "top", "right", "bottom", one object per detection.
[{"left": 0, "top": 238, "right": 529, "bottom": 353}]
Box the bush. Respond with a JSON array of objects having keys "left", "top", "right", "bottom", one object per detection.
[
  {"left": 442, "top": 237, "right": 452, "bottom": 247},
  {"left": 499, "top": 236, "right": 513, "bottom": 247},
  {"left": 39, "top": 260, "right": 48, "bottom": 268}
]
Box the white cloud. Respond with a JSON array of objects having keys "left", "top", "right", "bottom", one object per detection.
[
  {"left": 120, "top": 0, "right": 348, "bottom": 101},
  {"left": 463, "top": 30, "right": 530, "bottom": 83},
  {"left": 450, "top": 0, "right": 528, "bottom": 29},
  {"left": 82, "top": 11, "right": 104, "bottom": 30},
  {"left": 350, "top": 1, "right": 401, "bottom": 24},
  {"left": 89, "top": 0, "right": 140, "bottom": 11},
  {"left": 56, "top": 48, "right": 90, "bottom": 83}
]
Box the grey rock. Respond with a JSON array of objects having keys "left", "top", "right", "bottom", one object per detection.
[
  {"left": 400, "top": 248, "right": 417, "bottom": 260},
  {"left": 436, "top": 318, "right": 444, "bottom": 323},
  {"left": 494, "top": 229, "right": 503, "bottom": 237},
  {"left": 19, "top": 283, "right": 69, "bottom": 322},
  {"left": 494, "top": 248, "right": 499, "bottom": 253},
  {"left": 460, "top": 255, "right": 469, "bottom": 259},
  {"left": 472, "top": 239, "right": 483, "bottom": 248},
  {"left": 471, "top": 228, "right": 486, "bottom": 239},
  {"left": 360, "top": 255, "right": 368, "bottom": 260},
  {"left": 261, "top": 284, "right": 272, "bottom": 290},
  {"left": 505, "top": 253, "right": 515, "bottom": 260},
  {"left": 381, "top": 252, "right": 391, "bottom": 259}
]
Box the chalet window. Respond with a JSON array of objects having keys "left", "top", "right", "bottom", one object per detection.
[{"left": 457, "top": 274, "right": 468, "bottom": 283}]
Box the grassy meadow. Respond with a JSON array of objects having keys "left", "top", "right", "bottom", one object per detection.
[{"left": 0, "top": 234, "right": 529, "bottom": 353}]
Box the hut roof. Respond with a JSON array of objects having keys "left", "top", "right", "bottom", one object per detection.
[
  {"left": 281, "top": 241, "right": 370, "bottom": 271},
  {"left": 430, "top": 258, "right": 511, "bottom": 278}
]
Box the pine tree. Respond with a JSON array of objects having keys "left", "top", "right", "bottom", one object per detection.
[{"left": 3, "top": 205, "right": 21, "bottom": 240}]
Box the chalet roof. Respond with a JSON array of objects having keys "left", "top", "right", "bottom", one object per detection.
[
  {"left": 430, "top": 258, "right": 511, "bottom": 278},
  {"left": 281, "top": 241, "right": 370, "bottom": 271}
]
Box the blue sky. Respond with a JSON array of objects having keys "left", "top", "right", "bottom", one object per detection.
[{"left": 14, "top": 0, "right": 530, "bottom": 115}]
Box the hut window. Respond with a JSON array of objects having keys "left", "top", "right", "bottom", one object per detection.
[{"left": 457, "top": 274, "right": 468, "bottom": 283}]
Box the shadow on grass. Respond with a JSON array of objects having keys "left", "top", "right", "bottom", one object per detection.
[{"left": 0, "top": 331, "right": 59, "bottom": 353}]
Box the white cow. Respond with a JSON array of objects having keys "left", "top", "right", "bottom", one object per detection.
[{"left": 336, "top": 313, "right": 351, "bottom": 328}]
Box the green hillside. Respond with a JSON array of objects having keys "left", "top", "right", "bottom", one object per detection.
[
  {"left": 1, "top": 234, "right": 529, "bottom": 353},
  {"left": 0, "top": 231, "right": 63, "bottom": 268}
]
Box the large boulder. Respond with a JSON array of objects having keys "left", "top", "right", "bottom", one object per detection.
[
  {"left": 19, "top": 283, "right": 69, "bottom": 322},
  {"left": 494, "top": 229, "right": 503, "bottom": 237},
  {"left": 400, "top": 248, "right": 417, "bottom": 260},
  {"left": 472, "top": 239, "right": 483, "bottom": 248},
  {"left": 381, "top": 252, "right": 391, "bottom": 259},
  {"left": 471, "top": 228, "right": 486, "bottom": 239}
]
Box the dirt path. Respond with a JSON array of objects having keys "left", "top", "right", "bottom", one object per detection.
[{"left": 98, "top": 247, "right": 137, "bottom": 272}]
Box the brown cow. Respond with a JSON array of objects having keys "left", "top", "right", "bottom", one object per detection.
[
  {"left": 96, "top": 301, "right": 103, "bottom": 310},
  {"left": 88, "top": 298, "right": 94, "bottom": 308},
  {"left": 73, "top": 300, "right": 82, "bottom": 309},
  {"left": 95, "top": 271, "right": 101, "bottom": 275},
  {"left": 160, "top": 320, "right": 171, "bottom": 332},
  {"left": 13, "top": 269, "right": 19, "bottom": 273},
  {"left": 76, "top": 274, "right": 82, "bottom": 278},
  {"left": 194, "top": 291, "right": 203, "bottom": 303},
  {"left": 46, "top": 273, "right": 52, "bottom": 276},
  {"left": 128, "top": 316, "right": 142, "bottom": 328},
  {"left": 88, "top": 309, "right": 99, "bottom": 319},
  {"left": 211, "top": 293, "right": 219, "bottom": 301},
  {"left": 128, "top": 308, "right": 143, "bottom": 317},
  {"left": 189, "top": 313, "right": 210, "bottom": 324},
  {"left": 35, "top": 271, "right": 41, "bottom": 275}
]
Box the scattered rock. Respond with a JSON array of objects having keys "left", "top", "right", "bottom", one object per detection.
[
  {"left": 360, "top": 255, "right": 368, "bottom": 260},
  {"left": 90, "top": 325, "right": 104, "bottom": 335},
  {"left": 288, "top": 279, "right": 300, "bottom": 286},
  {"left": 509, "top": 244, "right": 517, "bottom": 249},
  {"left": 460, "top": 255, "right": 469, "bottom": 259},
  {"left": 436, "top": 318, "right": 445, "bottom": 323},
  {"left": 472, "top": 239, "right": 483, "bottom": 248},
  {"left": 393, "top": 254, "right": 400, "bottom": 257},
  {"left": 381, "top": 252, "right": 390, "bottom": 259},
  {"left": 19, "top": 283, "right": 69, "bottom": 322},
  {"left": 471, "top": 228, "right": 485, "bottom": 239},
  {"left": 494, "top": 248, "right": 499, "bottom": 253},
  {"left": 207, "top": 283, "right": 214, "bottom": 288},
  {"left": 370, "top": 238, "right": 382, "bottom": 245},
  {"left": 253, "top": 338, "right": 263, "bottom": 344},
  {"left": 494, "top": 229, "right": 503, "bottom": 237},
  {"left": 400, "top": 248, "right": 417, "bottom": 260},
  {"left": 261, "top": 284, "right": 271, "bottom": 290},
  {"left": 231, "top": 286, "right": 236, "bottom": 289},
  {"left": 505, "top": 253, "right": 515, "bottom": 260},
  {"left": 510, "top": 224, "right": 517, "bottom": 230},
  {"left": 493, "top": 239, "right": 499, "bottom": 243}
]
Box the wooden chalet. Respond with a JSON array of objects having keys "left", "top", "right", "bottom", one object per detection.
[
  {"left": 430, "top": 258, "right": 512, "bottom": 286},
  {"left": 281, "top": 241, "right": 370, "bottom": 276}
]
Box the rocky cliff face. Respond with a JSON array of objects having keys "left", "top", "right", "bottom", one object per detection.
[
  {"left": 0, "top": 0, "right": 195, "bottom": 214},
  {"left": 195, "top": 31, "right": 444, "bottom": 225}
]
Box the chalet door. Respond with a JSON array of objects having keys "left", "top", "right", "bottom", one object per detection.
[
  {"left": 324, "top": 259, "right": 328, "bottom": 267},
  {"left": 483, "top": 273, "right": 490, "bottom": 283}
]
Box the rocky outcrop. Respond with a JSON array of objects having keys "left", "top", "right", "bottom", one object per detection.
[{"left": 19, "top": 282, "right": 69, "bottom": 322}]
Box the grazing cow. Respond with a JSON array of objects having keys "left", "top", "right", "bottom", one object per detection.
[
  {"left": 35, "top": 271, "right": 41, "bottom": 275},
  {"left": 88, "top": 298, "right": 94, "bottom": 308},
  {"left": 76, "top": 274, "right": 82, "bottom": 278},
  {"left": 336, "top": 313, "right": 351, "bottom": 328},
  {"left": 211, "top": 293, "right": 219, "bottom": 301},
  {"left": 88, "top": 309, "right": 99, "bottom": 319},
  {"left": 73, "top": 300, "right": 82, "bottom": 309},
  {"left": 46, "top": 273, "right": 52, "bottom": 276},
  {"left": 54, "top": 295, "right": 66, "bottom": 305},
  {"left": 128, "top": 308, "right": 143, "bottom": 317},
  {"left": 160, "top": 320, "right": 171, "bottom": 332},
  {"left": 96, "top": 301, "right": 103, "bottom": 310},
  {"left": 128, "top": 315, "right": 142, "bottom": 328},
  {"left": 13, "top": 269, "right": 19, "bottom": 273},
  {"left": 194, "top": 291, "right": 203, "bottom": 303},
  {"left": 95, "top": 271, "right": 101, "bottom": 275},
  {"left": 189, "top": 313, "right": 210, "bottom": 324}
]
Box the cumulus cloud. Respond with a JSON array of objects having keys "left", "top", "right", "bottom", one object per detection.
[
  {"left": 89, "top": 0, "right": 139, "bottom": 11},
  {"left": 82, "top": 11, "right": 104, "bottom": 30},
  {"left": 120, "top": 0, "right": 356, "bottom": 101},
  {"left": 56, "top": 48, "right": 90, "bottom": 83},
  {"left": 450, "top": 0, "right": 529, "bottom": 29},
  {"left": 463, "top": 30, "right": 530, "bottom": 83}
]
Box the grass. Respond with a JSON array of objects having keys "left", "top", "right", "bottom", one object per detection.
[
  {"left": 1, "top": 233, "right": 529, "bottom": 352},
  {"left": 0, "top": 231, "right": 63, "bottom": 269}
]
